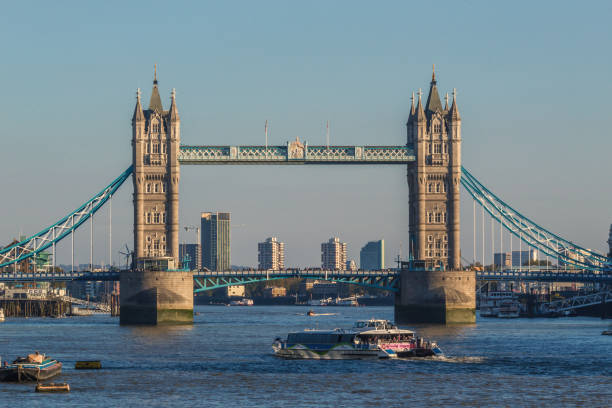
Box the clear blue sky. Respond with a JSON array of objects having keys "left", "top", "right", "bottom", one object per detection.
[{"left": 0, "top": 0, "right": 610, "bottom": 267}]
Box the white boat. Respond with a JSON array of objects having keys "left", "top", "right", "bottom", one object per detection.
[
  {"left": 229, "top": 298, "right": 254, "bottom": 306},
  {"left": 0, "top": 308, "right": 4, "bottom": 322},
  {"left": 480, "top": 291, "right": 521, "bottom": 318},
  {"left": 272, "top": 319, "right": 442, "bottom": 359}
]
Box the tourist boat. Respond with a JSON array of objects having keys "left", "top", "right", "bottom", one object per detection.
[
  {"left": 229, "top": 298, "right": 254, "bottom": 306},
  {"left": 0, "top": 354, "right": 62, "bottom": 382},
  {"left": 272, "top": 319, "right": 442, "bottom": 359},
  {"left": 352, "top": 319, "right": 443, "bottom": 358}
]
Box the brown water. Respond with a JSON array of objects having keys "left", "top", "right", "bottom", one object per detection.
[{"left": 0, "top": 306, "right": 610, "bottom": 407}]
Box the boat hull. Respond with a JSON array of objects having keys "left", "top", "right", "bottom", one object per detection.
[
  {"left": 0, "top": 361, "right": 62, "bottom": 382},
  {"left": 273, "top": 343, "right": 387, "bottom": 360}
]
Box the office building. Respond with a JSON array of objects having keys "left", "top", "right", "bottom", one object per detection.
[
  {"left": 201, "top": 212, "right": 230, "bottom": 271},
  {"left": 511, "top": 250, "right": 538, "bottom": 267},
  {"left": 179, "top": 243, "right": 201, "bottom": 270},
  {"left": 360, "top": 240, "right": 385, "bottom": 270},
  {"left": 321, "top": 237, "right": 347, "bottom": 270},
  {"left": 493, "top": 252, "right": 511, "bottom": 268},
  {"left": 227, "top": 285, "right": 245, "bottom": 297},
  {"left": 258, "top": 237, "right": 285, "bottom": 270}
]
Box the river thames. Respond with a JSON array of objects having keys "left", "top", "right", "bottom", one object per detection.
[{"left": 0, "top": 306, "right": 610, "bottom": 407}]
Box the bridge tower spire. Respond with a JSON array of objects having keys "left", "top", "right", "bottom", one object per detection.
[{"left": 132, "top": 68, "right": 181, "bottom": 269}]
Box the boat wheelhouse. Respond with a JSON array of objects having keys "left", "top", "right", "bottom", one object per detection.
[{"left": 352, "top": 319, "right": 442, "bottom": 357}]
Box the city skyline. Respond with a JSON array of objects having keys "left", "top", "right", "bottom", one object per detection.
[{"left": 0, "top": 1, "right": 610, "bottom": 268}]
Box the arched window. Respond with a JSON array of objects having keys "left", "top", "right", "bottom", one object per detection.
[
  {"left": 433, "top": 122, "right": 441, "bottom": 133},
  {"left": 435, "top": 183, "right": 440, "bottom": 193},
  {"left": 435, "top": 213, "right": 442, "bottom": 223},
  {"left": 146, "top": 213, "right": 151, "bottom": 224},
  {"left": 428, "top": 213, "right": 433, "bottom": 223},
  {"left": 154, "top": 183, "right": 159, "bottom": 193},
  {"left": 154, "top": 213, "right": 160, "bottom": 224},
  {"left": 146, "top": 183, "right": 151, "bottom": 193},
  {"left": 162, "top": 212, "right": 166, "bottom": 223},
  {"left": 428, "top": 183, "right": 433, "bottom": 193}
]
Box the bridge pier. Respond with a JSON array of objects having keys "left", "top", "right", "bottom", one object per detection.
[
  {"left": 120, "top": 270, "right": 193, "bottom": 325},
  {"left": 395, "top": 269, "right": 476, "bottom": 324}
]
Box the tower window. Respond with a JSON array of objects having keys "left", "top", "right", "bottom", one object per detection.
[
  {"left": 146, "top": 213, "right": 151, "bottom": 224},
  {"left": 152, "top": 144, "right": 160, "bottom": 154},
  {"left": 442, "top": 212, "right": 447, "bottom": 223},
  {"left": 433, "top": 123, "right": 441, "bottom": 133},
  {"left": 443, "top": 143, "right": 448, "bottom": 154},
  {"left": 162, "top": 183, "right": 167, "bottom": 193},
  {"left": 162, "top": 212, "right": 166, "bottom": 223},
  {"left": 434, "top": 144, "right": 442, "bottom": 154},
  {"left": 428, "top": 213, "right": 433, "bottom": 223},
  {"left": 154, "top": 183, "right": 159, "bottom": 193},
  {"left": 428, "top": 235, "right": 433, "bottom": 242},
  {"left": 436, "top": 183, "right": 440, "bottom": 193},
  {"left": 435, "top": 213, "right": 442, "bottom": 223},
  {"left": 428, "top": 144, "right": 432, "bottom": 154},
  {"left": 154, "top": 213, "right": 160, "bottom": 224},
  {"left": 146, "top": 183, "right": 151, "bottom": 193},
  {"left": 428, "top": 183, "right": 433, "bottom": 193}
]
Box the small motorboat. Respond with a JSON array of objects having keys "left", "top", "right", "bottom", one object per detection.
[
  {"left": 35, "top": 382, "right": 70, "bottom": 393},
  {"left": 0, "top": 353, "right": 62, "bottom": 382},
  {"left": 307, "top": 310, "right": 315, "bottom": 316},
  {"left": 602, "top": 330, "right": 612, "bottom": 336}
]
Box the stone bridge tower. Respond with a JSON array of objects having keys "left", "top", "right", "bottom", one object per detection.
[
  {"left": 122, "top": 68, "right": 192, "bottom": 325},
  {"left": 396, "top": 68, "right": 475, "bottom": 324},
  {"left": 407, "top": 67, "right": 461, "bottom": 270},
  {"left": 131, "top": 67, "right": 181, "bottom": 268}
]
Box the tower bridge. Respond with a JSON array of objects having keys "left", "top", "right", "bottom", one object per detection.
[{"left": 1, "top": 68, "right": 610, "bottom": 325}]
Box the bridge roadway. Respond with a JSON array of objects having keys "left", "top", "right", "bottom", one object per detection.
[{"left": 1, "top": 268, "right": 610, "bottom": 287}]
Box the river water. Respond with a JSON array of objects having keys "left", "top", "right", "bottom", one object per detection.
[{"left": 0, "top": 306, "right": 610, "bottom": 407}]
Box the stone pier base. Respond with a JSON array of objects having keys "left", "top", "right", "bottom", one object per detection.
[
  {"left": 395, "top": 269, "right": 476, "bottom": 324},
  {"left": 120, "top": 270, "right": 193, "bottom": 325}
]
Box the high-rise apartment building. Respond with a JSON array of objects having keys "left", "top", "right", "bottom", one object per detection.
[
  {"left": 321, "top": 237, "right": 347, "bottom": 270},
  {"left": 179, "top": 243, "right": 201, "bottom": 270},
  {"left": 201, "top": 212, "right": 230, "bottom": 271},
  {"left": 258, "top": 237, "right": 285, "bottom": 270},
  {"left": 360, "top": 240, "right": 385, "bottom": 270}
]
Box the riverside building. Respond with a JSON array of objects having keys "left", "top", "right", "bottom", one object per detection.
[
  {"left": 321, "top": 237, "right": 347, "bottom": 270},
  {"left": 201, "top": 212, "right": 230, "bottom": 271},
  {"left": 258, "top": 237, "right": 285, "bottom": 270},
  {"left": 360, "top": 240, "right": 385, "bottom": 270}
]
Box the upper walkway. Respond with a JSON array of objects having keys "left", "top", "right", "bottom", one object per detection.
[{"left": 178, "top": 145, "right": 414, "bottom": 164}]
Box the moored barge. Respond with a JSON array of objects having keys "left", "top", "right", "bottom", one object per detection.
[{"left": 0, "top": 353, "right": 62, "bottom": 382}]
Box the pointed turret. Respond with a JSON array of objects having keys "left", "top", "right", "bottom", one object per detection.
[
  {"left": 169, "top": 88, "right": 180, "bottom": 122},
  {"left": 425, "top": 64, "right": 443, "bottom": 115},
  {"left": 149, "top": 64, "right": 163, "bottom": 112},
  {"left": 407, "top": 92, "right": 415, "bottom": 125},
  {"left": 132, "top": 88, "right": 145, "bottom": 123},
  {"left": 448, "top": 88, "right": 461, "bottom": 121},
  {"left": 416, "top": 89, "right": 426, "bottom": 122},
  {"left": 444, "top": 93, "right": 449, "bottom": 111}
]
